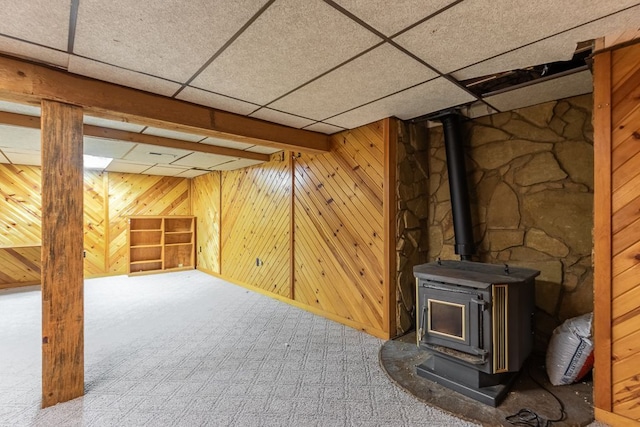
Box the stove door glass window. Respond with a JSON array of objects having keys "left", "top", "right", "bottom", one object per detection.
[{"left": 428, "top": 299, "right": 465, "bottom": 341}]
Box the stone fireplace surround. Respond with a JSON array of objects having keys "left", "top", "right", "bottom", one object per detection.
[{"left": 395, "top": 94, "right": 594, "bottom": 350}]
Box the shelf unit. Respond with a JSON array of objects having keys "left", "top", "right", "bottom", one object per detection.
[{"left": 128, "top": 216, "right": 195, "bottom": 275}]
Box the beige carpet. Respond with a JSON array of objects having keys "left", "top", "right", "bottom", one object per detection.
[{"left": 0, "top": 270, "right": 478, "bottom": 426}]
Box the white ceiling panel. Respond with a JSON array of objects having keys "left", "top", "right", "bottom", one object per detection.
[
  {"left": 212, "top": 159, "right": 265, "bottom": 171},
  {"left": 304, "top": 122, "right": 345, "bottom": 135},
  {"left": 0, "top": 125, "right": 41, "bottom": 151},
  {"left": 453, "top": 6, "right": 640, "bottom": 80},
  {"left": 83, "top": 136, "right": 136, "bottom": 159},
  {"left": 326, "top": 77, "right": 475, "bottom": 128},
  {"left": 394, "top": 0, "right": 639, "bottom": 74},
  {"left": 176, "top": 87, "right": 259, "bottom": 116},
  {"left": 0, "top": 35, "right": 69, "bottom": 68},
  {"left": 191, "top": 0, "right": 381, "bottom": 104},
  {"left": 244, "top": 145, "right": 281, "bottom": 154},
  {"left": 333, "top": 0, "right": 457, "bottom": 36},
  {"left": 250, "top": 108, "right": 315, "bottom": 129},
  {"left": 484, "top": 70, "right": 593, "bottom": 112},
  {"left": 83, "top": 115, "right": 146, "bottom": 132},
  {"left": 171, "top": 152, "right": 237, "bottom": 169},
  {"left": 200, "top": 137, "right": 254, "bottom": 150},
  {"left": 68, "top": 56, "right": 182, "bottom": 97},
  {"left": 123, "top": 144, "right": 192, "bottom": 164},
  {"left": 0, "top": 150, "right": 9, "bottom": 163},
  {"left": 142, "top": 127, "right": 204, "bottom": 142},
  {"left": 270, "top": 43, "right": 436, "bottom": 120},
  {"left": 176, "top": 169, "right": 211, "bottom": 178},
  {"left": 2, "top": 149, "right": 40, "bottom": 166},
  {"left": 0, "top": 0, "right": 69, "bottom": 50},
  {"left": 0, "top": 100, "right": 41, "bottom": 117},
  {"left": 73, "top": 0, "right": 270, "bottom": 82},
  {"left": 142, "top": 165, "right": 189, "bottom": 177},
  {"left": 105, "top": 160, "right": 154, "bottom": 174}
]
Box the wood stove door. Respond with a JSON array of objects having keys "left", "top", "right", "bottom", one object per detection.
[{"left": 418, "top": 281, "right": 488, "bottom": 360}]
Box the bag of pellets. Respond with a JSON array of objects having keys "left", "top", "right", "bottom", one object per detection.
[{"left": 545, "top": 312, "right": 594, "bottom": 386}]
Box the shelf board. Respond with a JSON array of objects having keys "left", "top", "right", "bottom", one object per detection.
[
  {"left": 165, "top": 242, "right": 192, "bottom": 247},
  {"left": 130, "top": 244, "right": 162, "bottom": 248},
  {"left": 131, "top": 229, "right": 162, "bottom": 232},
  {"left": 130, "top": 259, "right": 162, "bottom": 265}
]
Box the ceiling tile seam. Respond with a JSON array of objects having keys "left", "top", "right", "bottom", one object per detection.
[
  {"left": 300, "top": 121, "right": 346, "bottom": 131},
  {"left": 248, "top": 105, "right": 330, "bottom": 126},
  {"left": 67, "top": 0, "right": 80, "bottom": 53},
  {"left": 256, "top": 41, "right": 386, "bottom": 112},
  {"left": 72, "top": 53, "right": 183, "bottom": 85},
  {"left": 0, "top": 33, "right": 69, "bottom": 64},
  {"left": 387, "top": 0, "right": 465, "bottom": 40},
  {"left": 171, "top": 0, "right": 277, "bottom": 98},
  {"left": 182, "top": 85, "right": 262, "bottom": 110},
  {"left": 319, "top": 76, "right": 441, "bottom": 122},
  {"left": 450, "top": 2, "right": 640, "bottom": 78}
]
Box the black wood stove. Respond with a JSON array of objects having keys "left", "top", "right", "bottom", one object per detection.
[{"left": 414, "top": 260, "right": 539, "bottom": 406}]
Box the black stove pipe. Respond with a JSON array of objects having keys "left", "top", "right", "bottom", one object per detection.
[{"left": 438, "top": 113, "right": 475, "bottom": 260}]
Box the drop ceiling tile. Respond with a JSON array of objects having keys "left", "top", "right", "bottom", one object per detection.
[
  {"left": 200, "top": 137, "right": 254, "bottom": 150},
  {"left": 394, "top": 0, "right": 639, "bottom": 74},
  {"left": 68, "top": 56, "right": 182, "bottom": 97},
  {"left": 176, "top": 87, "right": 259, "bottom": 116},
  {"left": 142, "top": 127, "right": 204, "bottom": 142},
  {"left": 0, "top": 125, "right": 41, "bottom": 151},
  {"left": 123, "top": 144, "right": 192, "bottom": 164},
  {"left": 2, "top": 149, "right": 41, "bottom": 166},
  {"left": 143, "top": 165, "right": 189, "bottom": 177},
  {"left": 0, "top": 150, "right": 9, "bottom": 163},
  {"left": 250, "top": 108, "right": 315, "bottom": 129},
  {"left": 304, "top": 122, "right": 345, "bottom": 135},
  {"left": 73, "top": 0, "right": 270, "bottom": 82},
  {"left": 176, "top": 169, "right": 212, "bottom": 178},
  {"left": 464, "top": 102, "right": 498, "bottom": 119},
  {"left": 83, "top": 136, "right": 136, "bottom": 159},
  {"left": 453, "top": 6, "right": 640, "bottom": 80},
  {"left": 83, "top": 116, "right": 146, "bottom": 132},
  {"left": 0, "top": 1, "right": 69, "bottom": 50},
  {"left": 270, "top": 43, "right": 436, "bottom": 121},
  {"left": 326, "top": 77, "right": 475, "bottom": 129},
  {"left": 105, "top": 159, "right": 154, "bottom": 174},
  {"left": 171, "top": 152, "right": 237, "bottom": 169},
  {"left": 212, "top": 159, "right": 265, "bottom": 171},
  {"left": 483, "top": 70, "right": 593, "bottom": 112},
  {"left": 244, "top": 145, "right": 281, "bottom": 154},
  {"left": 0, "top": 35, "right": 69, "bottom": 68},
  {"left": 0, "top": 100, "right": 41, "bottom": 117},
  {"left": 332, "top": 0, "right": 457, "bottom": 36},
  {"left": 192, "top": 0, "right": 381, "bottom": 105}
]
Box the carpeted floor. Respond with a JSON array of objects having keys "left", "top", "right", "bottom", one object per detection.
[{"left": 0, "top": 270, "right": 478, "bottom": 427}]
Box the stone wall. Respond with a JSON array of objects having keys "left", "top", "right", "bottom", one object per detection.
[
  {"left": 425, "top": 94, "right": 594, "bottom": 348},
  {"left": 395, "top": 121, "right": 430, "bottom": 335}
]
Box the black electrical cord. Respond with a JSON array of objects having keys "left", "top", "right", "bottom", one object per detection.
[{"left": 505, "top": 361, "right": 566, "bottom": 427}]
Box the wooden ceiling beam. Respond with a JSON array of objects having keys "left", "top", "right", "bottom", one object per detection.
[
  {"left": 0, "top": 55, "right": 330, "bottom": 153},
  {"left": 0, "top": 111, "right": 270, "bottom": 162}
]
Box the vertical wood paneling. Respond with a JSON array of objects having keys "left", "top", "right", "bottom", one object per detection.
[
  {"left": 108, "top": 174, "right": 191, "bottom": 275},
  {"left": 0, "top": 164, "right": 41, "bottom": 246},
  {"left": 83, "top": 171, "right": 106, "bottom": 277},
  {"left": 294, "top": 122, "right": 385, "bottom": 334},
  {"left": 191, "top": 172, "right": 220, "bottom": 274},
  {"left": 40, "top": 100, "right": 84, "bottom": 407},
  {"left": 595, "top": 41, "right": 640, "bottom": 423},
  {"left": 221, "top": 154, "right": 290, "bottom": 297}
]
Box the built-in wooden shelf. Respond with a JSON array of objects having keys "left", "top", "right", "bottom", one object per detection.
[{"left": 127, "top": 215, "right": 195, "bottom": 275}]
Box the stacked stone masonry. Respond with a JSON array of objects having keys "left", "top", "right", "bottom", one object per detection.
[{"left": 396, "top": 94, "right": 594, "bottom": 349}]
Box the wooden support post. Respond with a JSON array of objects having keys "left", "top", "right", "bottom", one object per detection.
[
  {"left": 41, "top": 100, "right": 84, "bottom": 407},
  {"left": 383, "top": 118, "right": 398, "bottom": 339}
]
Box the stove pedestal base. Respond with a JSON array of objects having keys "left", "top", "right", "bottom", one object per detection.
[{"left": 416, "top": 353, "right": 519, "bottom": 407}]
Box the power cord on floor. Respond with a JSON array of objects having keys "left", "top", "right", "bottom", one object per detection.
[{"left": 505, "top": 361, "right": 566, "bottom": 427}]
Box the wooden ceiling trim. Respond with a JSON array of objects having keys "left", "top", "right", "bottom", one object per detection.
[
  {"left": 0, "top": 111, "right": 270, "bottom": 162},
  {"left": 0, "top": 55, "right": 331, "bottom": 154}
]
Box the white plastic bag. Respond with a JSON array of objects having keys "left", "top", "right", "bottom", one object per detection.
[{"left": 545, "top": 312, "right": 594, "bottom": 386}]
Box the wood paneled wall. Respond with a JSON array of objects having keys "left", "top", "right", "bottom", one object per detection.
[
  {"left": 192, "top": 122, "right": 391, "bottom": 338},
  {"left": 221, "top": 153, "right": 290, "bottom": 297},
  {"left": 594, "top": 40, "right": 640, "bottom": 424},
  {"left": 0, "top": 166, "right": 192, "bottom": 282},
  {"left": 107, "top": 173, "right": 191, "bottom": 275},
  {"left": 191, "top": 171, "right": 221, "bottom": 274}
]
